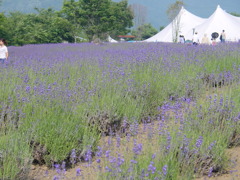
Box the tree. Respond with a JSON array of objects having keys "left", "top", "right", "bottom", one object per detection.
[
  {"left": 78, "top": 0, "right": 114, "bottom": 41},
  {"left": 61, "top": 0, "right": 84, "bottom": 43},
  {"left": 229, "top": 12, "right": 240, "bottom": 17},
  {"left": 130, "top": 3, "right": 147, "bottom": 28},
  {"left": 34, "top": 8, "right": 74, "bottom": 43},
  {"left": 108, "top": 0, "right": 133, "bottom": 39},
  {"left": 62, "top": 0, "right": 133, "bottom": 42},
  {"left": 0, "top": 13, "right": 7, "bottom": 38},
  {"left": 4, "top": 9, "right": 73, "bottom": 45},
  {"left": 166, "top": 1, "right": 184, "bottom": 42},
  {"left": 160, "top": 26, "right": 165, "bottom": 31},
  {"left": 132, "top": 24, "right": 158, "bottom": 40}
]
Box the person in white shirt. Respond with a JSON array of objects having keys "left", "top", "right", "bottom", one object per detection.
[
  {"left": 0, "top": 39, "right": 8, "bottom": 64},
  {"left": 220, "top": 30, "right": 226, "bottom": 43},
  {"left": 192, "top": 32, "right": 200, "bottom": 45},
  {"left": 179, "top": 35, "right": 185, "bottom": 44}
]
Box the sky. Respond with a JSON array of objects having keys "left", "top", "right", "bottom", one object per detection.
[
  {"left": 1, "top": 0, "right": 240, "bottom": 28},
  {"left": 115, "top": 0, "right": 240, "bottom": 28}
]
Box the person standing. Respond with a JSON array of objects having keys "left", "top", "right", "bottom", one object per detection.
[
  {"left": 0, "top": 39, "right": 8, "bottom": 64},
  {"left": 201, "top": 34, "right": 210, "bottom": 45},
  {"left": 193, "top": 32, "right": 200, "bottom": 45},
  {"left": 220, "top": 30, "right": 226, "bottom": 43},
  {"left": 179, "top": 35, "right": 185, "bottom": 44}
]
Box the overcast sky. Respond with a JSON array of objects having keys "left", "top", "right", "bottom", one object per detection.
[
  {"left": 1, "top": 0, "right": 239, "bottom": 29},
  {"left": 115, "top": 0, "right": 240, "bottom": 28}
]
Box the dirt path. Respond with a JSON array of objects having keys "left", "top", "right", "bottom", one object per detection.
[
  {"left": 29, "top": 147, "right": 240, "bottom": 180},
  {"left": 197, "top": 147, "right": 240, "bottom": 180}
]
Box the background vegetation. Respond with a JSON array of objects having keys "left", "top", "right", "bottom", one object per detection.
[{"left": 0, "top": 0, "right": 134, "bottom": 45}]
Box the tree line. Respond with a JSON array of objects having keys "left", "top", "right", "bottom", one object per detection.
[
  {"left": 2, "top": 0, "right": 203, "bottom": 45},
  {"left": 0, "top": 0, "right": 134, "bottom": 45}
]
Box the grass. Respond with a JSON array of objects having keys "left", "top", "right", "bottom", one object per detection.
[{"left": 0, "top": 43, "right": 240, "bottom": 179}]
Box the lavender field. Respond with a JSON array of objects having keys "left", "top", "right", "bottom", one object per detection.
[{"left": 1, "top": 43, "right": 240, "bottom": 180}]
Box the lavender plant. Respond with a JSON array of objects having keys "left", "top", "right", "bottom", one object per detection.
[{"left": 0, "top": 42, "right": 240, "bottom": 179}]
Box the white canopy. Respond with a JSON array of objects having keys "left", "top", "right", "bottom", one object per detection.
[
  {"left": 145, "top": 7, "right": 206, "bottom": 42},
  {"left": 185, "top": 5, "right": 240, "bottom": 42},
  {"left": 233, "top": 15, "right": 240, "bottom": 23},
  {"left": 108, "top": 36, "right": 118, "bottom": 43}
]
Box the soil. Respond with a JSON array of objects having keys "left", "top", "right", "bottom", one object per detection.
[
  {"left": 29, "top": 147, "right": 240, "bottom": 180},
  {"left": 197, "top": 147, "right": 240, "bottom": 180}
]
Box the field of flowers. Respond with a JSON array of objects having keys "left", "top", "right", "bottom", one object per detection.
[{"left": 0, "top": 42, "right": 240, "bottom": 180}]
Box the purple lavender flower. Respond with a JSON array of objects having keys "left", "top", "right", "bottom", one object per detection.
[
  {"left": 76, "top": 168, "right": 81, "bottom": 176},
  {"left": 54, "top": 164, "right": 61, "bottom": 174},
  {"left": 96, "top": 159, "right": 101, "bottom": 163},
  {"left": 132, "top": 140, "right": 143, "bottom": 155},
  {"left": 105, "top": 166, "right": 112, "bottom": 172},
  {"left": 61, "top": 161, "right": 66, "bottom": 174},
  {"left": 148, "top": 161, "right": 156, "bottom": 174},
  {"left": 96, "top": 146, "right": 103, "bottom": 157},
  {"left": 84, "top": 147, "right": 92, "bottom": 163},
  {"left": 116, "top": 135, "right": 121, "bottom": 148},
  {"left": 196, "top": 136, "right": 203, "bottom": 148},
  {"left": 208, "top": 141, "right": 216, "bottom": 150},
  {"left": 152, "top": 153, "right": 156, "bottom": 160},
  {"left": 162, "top": 165, "right": 168, "bottom": 176},
  {"left": 70, "top": 149, "right": 76, "bottom": 165},
  {"left": 25, "top": 85, "right": 31, "bottom": 93},
  {"left": 45, "top": 170, "right": 49, "bottom": 176},
  {"left": 117, "top": 154, "right": 125, "bottom": 166},
  {"left": 208, "top": 167, "right": 213, "bottom": 177},
  {"left": 53, "top": 176, "right": 59, "bottom": 180},
  {"left": 105, "top": 150, "right": 111, "bottom": 158},
  {"left": 166, "top": 132, "right": 172, "bottom": 152},
  {"left": 130, "top": 159, "right": 138, "bottom": 164}
]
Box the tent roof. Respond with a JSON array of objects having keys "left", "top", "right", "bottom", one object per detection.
[
  {"left": 108, "top": 36, "right": 118, "bottom": 43},
  {"left": 185, "top": 5, "right": 240, "bottom": 41},
  {"left": 145, "top": 7, "right": 206, "bottom": 42}
]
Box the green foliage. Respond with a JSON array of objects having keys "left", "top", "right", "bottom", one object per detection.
[
  {"left": 62, "top": 0, "right": 133, "bottom": 42},
  {"left": 160, "top": 26, "right": 165, "bottom": 31},
  {"left": 166, "top": 0, "right": 185, "bottom": 43},
  {"left": 1, "top": 0, "right": 133, "bottom": 45},
  {"left": 166, "top": 0, "right": 184, "bottom": 21},
  {"left": 229, "top": 12, "right": 240, "bottom": 17},
  {"left": 3, "top": 9, "right": 74, "bottom": 45},
  {"left": 132, "top": 23, "right": 158, "bottom": 40},
  {"left": 0, "top": 133, "right": 32, "bottom": 180},
  {"left": 77, "top": 0, "right": 113, "bottom": 41},
  {"left": 0, "top": 13, "right": 7, "bottom": 38},
  {"left": 60, "top": 0, "right": 85, "bottom": 42},
  {"left": 109, "top": 0, "right": 134, "bottom": 39}
]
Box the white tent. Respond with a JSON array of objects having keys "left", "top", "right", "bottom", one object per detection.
[
  {"left": 233, "top": 15, "right": 240, "bottom": 23},
  {"left": 108, "top": 36, "right": 118, "bottom": 43},
  {"left": 145, "top": 7, "right": 206, "bottom": 42},
  {"left": 185, "top": 5, "right": 240, "bottom": 42}
]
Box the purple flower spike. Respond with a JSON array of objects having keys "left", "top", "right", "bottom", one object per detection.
[
  {"left": 208, "top": 167, "right": 213, "bottom": 177},
  {"left": 196, "top": 136, "right": 203, "bottom": 148},
  {"left": 53, "top": 175, "right": 59, "bottom": 180},
  {"left": 162, "top": 165, "right": 168, "bottom": 176},
  {"left": 148, "top": 161, "right": 156, "bottom": 174},
  {"left": 76, "top": 168, "right": 81, "bottom": 177}
]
